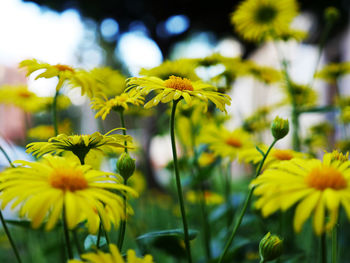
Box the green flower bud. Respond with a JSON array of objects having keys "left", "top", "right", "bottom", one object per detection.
[
  {"left": 117, "top": 153, "right": 136, "bottom": 181},
  {"left": 271, "top": 116, "right": 289, "bottom": 140},
  {"left": 324, "top": 7, "right": 340, "bottom": 23},
  {"left": 259, "top": 232, "right": 283, "bottom": 262}
]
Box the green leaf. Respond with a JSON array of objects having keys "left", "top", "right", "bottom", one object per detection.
[{"left": 136, "top": 229, "right": 198, "bottom": 258}]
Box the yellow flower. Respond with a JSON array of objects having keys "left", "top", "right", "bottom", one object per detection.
[
  {"left": 140, "top": 58, "right": 199, "bottom": 80},
  {"left": 0, "top": 85, "right": 71, "bottom": 113},
  {"left": 274, "top": 27, "right": 308, "bottom": 42},
  {"left": 186, "top": 190, "right": 224, "bottom": 205},
  {"left": 316, "top": 62, "right": 350, "bottom": 84},
  {"left": 27, "top": 120, "right": 72, "bottom": 141},
  {"left": 240, "top": 144, "right": 307, "bottom": 168},
  {"left": 91, "top": 91, "right": 145, "bottom": 120},
  {"left": 0, "top": 155, "right": 137, "bottom": 233},
  {"left": 282, "top": 82, "right": 317, "bottom": 107},
  {"left": 19, "top": 59, "right": 94, "bottom": 95},
  {"left": 199, "top": 125, "right": 254, "bottom": 160},
  {"left": 231, "top": 0, "right": 298, "bottom": 42},
  {"left": 26, "top": 129, "right": 133, "bottom": 164},
  {"left": 243, "top": 61, "right": 282, "bottom": 84},
  {"left": 68, "top": 244, "right": 153, "bottom": 263},
  {"left": 126, "top": 75, "right": 231, "bottom": 112},
  {"left": 251, "top": 151, "right": 350, "bottom": 235}
]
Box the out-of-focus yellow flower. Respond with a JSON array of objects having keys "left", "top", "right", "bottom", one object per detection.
[
  {"left": 26, "top": 129, "right": 133, "bottom": 164},
  {"left": 316, "top": 62, "right": 350, "bottom": 84},
  {"left": 243, "top": 61, "right": 282, "bottom": 84},
  {"left": 126, "top": 75, "right": 231, "bottom": 112},
  {"left": 91, "top": 91, "right": 145, "bottom": 120},
  {"left": 186, "top": 190, "right": 224, "bottom": 205},
  {"left": 140, "top": 59, "right": 199, "bottom": 80},
  {"left": 68, "top": 244, "right": 153, "bottom": 263},
  {"left": 340, "top": 106, "right": 350, "bottom": 124},
  {"left": 231, "top": 0, "right": 298, "bottom": 42},
  {"left": 274, "top": 27, "right": 308, "bottom": 41},
  {"left": 199, "top": 125, "right": 254, "bottom": 160},
  {"left": 0, "top": 155, "right": 137, "bottom": 233},
  {"left": 240, "top": 145, "right": 307, "bottom": 168},
  {"left": 0, "top": 85, "right": 71, "bottom": 113},
  {"left": 198, "top": 152, "right": 217, "bottom": 167},
  {"left": 128, "top": 170, "right": 147, "bottom": 195},
  {"left": 27, "top": 120, "right": 72, "bottom": 140},
  {"left": 251, "top": 151, "right": 350, "bottom": 235},
  {"left": 282, "top": 82, "right": 317, "bottom": 107},
  {"left": 19, "top": 59, "right": 94, "bottom": 96}
]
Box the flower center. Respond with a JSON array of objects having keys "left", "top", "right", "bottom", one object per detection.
[
  {"left": 305, "top": 166, "right": 347, "bottom": 191},
  {"left": 164, "top": 76, "right": 194, "bottom": 91},
  {"left": 273, "top": 150, "right": 293, "bottom": 161},
  {"left": 225, "top": 137, "right": 242, "bottom": 148},
  {"left": 54, "top": 64, "right": 75, "bottom": 72},
  {"left": 255, "top": 5, "right": 278, "bottom": 23},
  {"left": 49, "top": 167, "right": 88, "bottom": 191},
  {"left": 18, "top": 90, "right": 32, "bottom": 98}
]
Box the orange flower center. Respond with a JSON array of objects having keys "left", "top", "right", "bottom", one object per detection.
[
  {"left": 273, "top": 150, "right": 293, "bottom": 160},
  {"left": 225, "top": 137, "right": 242, "bottom": 148},
  {"left": 49, "top": 168, "right": 88, "bottom": 191},
  {"left": 54, "top": 64, "right": 75, "bottom": 72},
  {"left": 305, "top": 166, "right": 347, "bottom": 190},
  {"left": 164, "top": 76, "right": 194, "bottom": 91},
  {"left": 18, "top": 90, "right": 32, "bottom": 98}
]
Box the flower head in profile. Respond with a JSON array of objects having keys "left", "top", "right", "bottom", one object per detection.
[
  {"left": 242, "top": 61, "right": 282, "bottom": 84},
  {"left": 27, "top": 120, "right": 72, "bottom": 141},
  {"left": 231, "top": 0, "right": 298, "bottom": 42},
  {"left": 19, "top": 59, "right": 94, "bottom": 95},
  {"left": 199, "top": 125, "right": 254, "bottom": 160},
  {"left": 316, "top": 62, "right": 350, "bottom": 84},
  {"left": 26, "top": 129, "right": 133, "bottom": 164},
  {"left": 91, "top": 91, "right": 145, "bottom": 120},
  {"left": 186, "top": 190, "right": 224, "bottom": 205},
  {"left": 126, "top": 75, "right": 231, "bottom": 112},
  {"left": 69, "top": 244, "right": 153, "bottom": 263},
  {"left": 0, "top": 155, "right": 137, "bottom": 233},
  {"left": 251, "top": 151, "right": 350, "bottom": 235}
]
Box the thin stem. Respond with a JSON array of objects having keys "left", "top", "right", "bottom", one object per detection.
[
  {"left": 260, "top": 259, "right": 266, "bottom": 263},
  {"left": 96, "top": 222, "right": 102, "bottom": 248},
  {"left": 117, "top": 179, "right": 128, "bottom": 250},
  {"left": 0, "top": 210, "right": 22, "bottom": 263},
  {"left": 0, "top": 145, "right": 15, "bottom": 168},
  {"left": 73, "top": 229, "right": 83, "bottom": 255},
  {"left": 52, "top": 90, "right": 59, "bottom": 136},
  {"left": 321, "top": 232, "right": 327, "bottom": 263},
  {"left": 218, "top": 139, "right": 278, "bottom": 263},
  {"left": 119, "top": 110, "right": 128, "bottom": 153},
  {"left": 62, "top": 206, "right": 73, "bottom": 260},
  {"left": 170, "top": 100, "right": 192, "bottom": 263},
  {"left": 99, "top": 216, "right": 111, "bottom": 246},
  {"left": 331, "top": 225, "right": 337, "bottom": 263},
  {"left": 225, "top": 162, "right": 233, "bottom": 229}
]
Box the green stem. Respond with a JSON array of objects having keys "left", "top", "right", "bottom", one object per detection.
[
  {"left": 331, "top": 225, "right": 337, "bottom": 263},
  {"left": 170, "top": 100, "right": 192, "bottom": 263},
  {"left": 119, "top": 110, "right": 128, "bottom": 153},
  {"left": 321, "top": 232, "right": 327, "bottom": 263},
  {"left": 96, "top": 222, "right": 102, "bottom": 248},
  {"left": 117, "top": 179, "right": 128, "bottom": 250},
  {"left": 225, "top": 163, "right": 232, "bottom": 230},
  {"left": 63, "top": 206, "right": 73, "bottom": 260},
  {"left": 0, "top": 145, "right": 15, "bottom": 168},
  {"left": 73, "top": 229, "right": 83, "bottom": 255},
  {"left": 0, "top": 210, "right": 22, "bottom": 263},
  {"left": 100, "top": 216, "right": 111, "bottom": 246},
  {"left": 217, "top": 139, "right": 278, "bottom": 263},
  {"left": 260, "top": 259, "right": 266, "bottom": 263},
  {"left": 52, "top": 90, "right": 59, "bottom": 136}
]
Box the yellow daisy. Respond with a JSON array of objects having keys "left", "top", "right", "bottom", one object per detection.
[
  {"left": 126, "top": 75, "right": 231, "bottom": 112},
  {"left": 242, "top": 61, "right": 282, "bottom": 84},
  {"left": 316, "top": 62, "right": 350, "bottom": 84},
  {"left": 19, "top": 58, "right": 94, "bottom": 95},
  {"left": 69, "top": 244, "right": 153, "bottom": 263},
  {"left": 139, "top": 58, "right": 199, "bottom": 80},
  {"left": 27, "top": 120, "right": 72, "bottom": 141},
  {"left": 91, "top": 91, "right": 145, "bottom": 120},
  {"left": 0, "top": 155, "right": 137, "bottom": 233},
  {"left": 239, "top": 144, "right": 307, "bottom": 168},
  {"left": 199, "top": 125, "right": 254, "bottom": 160},
  {"left": 282, "top": 82, "right": 317, "bottom": 107},
  {"left": 231, "top": 0, "right": 298, "bottom": 42},
  {"left": 251, "top": 151, "right": 350, "bottom": 235},
  {"left": 26, "top": 129, "right": 133, "bottom": 164}
]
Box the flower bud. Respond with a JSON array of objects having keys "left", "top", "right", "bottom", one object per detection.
[
  {"left": 259, "top": 232, "right": 283, "bottom": 262},
  {"left": 271, "top": 116, "right": 289, "bottom": 140},
  {"left": 324, "top": 7, "right": 340, "bottom": 23},
  {"left": 117, "top": 153, "right": 136, "bottom": 181}
]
